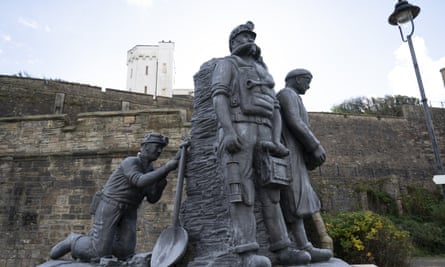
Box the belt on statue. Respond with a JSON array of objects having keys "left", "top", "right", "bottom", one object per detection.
[{"left": 232, "top": 112, "right": 272, "bottom": 128}]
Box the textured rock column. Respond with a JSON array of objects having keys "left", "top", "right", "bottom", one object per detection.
[{"left": 179, "top": 59, "right": 240, "bottom": 266}]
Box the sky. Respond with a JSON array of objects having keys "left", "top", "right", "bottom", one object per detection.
[{"left": 1, "top": 0, "right": 445, "bottom": 112}]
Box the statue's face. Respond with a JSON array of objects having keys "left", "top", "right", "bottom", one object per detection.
[
  {"left": 140, "top": 142, "right": 164, "bottom": 161},
  {"left": 231, "top": 31, "right": 256, "bottom": 53},
  {"left": 295, "top": 75, "right": 312, "bottom": 95}
]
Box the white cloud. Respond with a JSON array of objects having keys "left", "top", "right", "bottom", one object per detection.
[
  {"left": 2, "top": 34, "right": 11, "bottom": 42},
  {"left": 126, "top": 0, "right": 153, "bottom": 9},
  {"left": 388, "top": 36, "right": 445, "bottom": 107},
  {"left": 17, "top": 17, "right": 52, "bottom": 33},
  {"left": 18, "top": 17, "right": 39, "bottom": 29}
]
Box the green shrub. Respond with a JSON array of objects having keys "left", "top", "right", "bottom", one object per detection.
[
  {"left": 393, "top": 217, "right": 445, "bottom": 255},
  {"left": 391, "top": 186, "right": 445, "bottom": 255},
  {"left": 324, "top": 211, "right": 413, "bottom": 267},
  {"left": 431, "top": 201, "right": 445, "bottom": 224},
  {"left": 366, "top": 188, "right": 398, "bottom": 215},
  {"left": 400, "top": 186, "right": 442, "bottom": 221}
]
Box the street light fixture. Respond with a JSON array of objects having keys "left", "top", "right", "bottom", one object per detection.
[{"left": 388, "top": 0, "right": 445, "bottom": 195}]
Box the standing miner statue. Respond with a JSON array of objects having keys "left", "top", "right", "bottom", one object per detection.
[
  {"left": 49, "top": 132, "right": 179, "bottom": 262},
  {"left": 211, "top": 21, "right": 312, "bottom": 266},
  {"left": 277, "top": 68, "right": 333, "bottom": 263}
]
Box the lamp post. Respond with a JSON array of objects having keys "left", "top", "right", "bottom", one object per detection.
[
  {"left": 441, "top": 68, "right": 445, "bottom": 108},
  {"left": 388, "top": 0, "right": 445, "bottom": 196},
  {"left": 440, "top": 67, "right": 445, "bottom": 88}
]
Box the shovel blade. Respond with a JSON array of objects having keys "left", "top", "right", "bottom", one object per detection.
[{"left": 150, "top": 226, "right": 188, "bottom": 267}]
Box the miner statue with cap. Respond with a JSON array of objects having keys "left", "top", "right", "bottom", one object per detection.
[
  {"left": 49, "top": 132, "right": 179, "bottom": 262},
  {"left": 277, "top": 69, "right": 333, "bottom": 263},
  {"left": 211, "top": 21, "right": 312, "bottom": 266}
]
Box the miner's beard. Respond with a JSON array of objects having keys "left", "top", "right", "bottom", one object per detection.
[{"left": 232, "top": 42, "right": 261, "bottom": 59}]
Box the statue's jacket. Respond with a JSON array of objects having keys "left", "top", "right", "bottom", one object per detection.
[
  {"left": 211, "top": 54, "right": 279, "bottom": 129},
  {"left": 277, "top": 88, "right": 321, "bottom": 219},
  {"left": 101, "top": 156, "right": 163, "bottom": 207}
]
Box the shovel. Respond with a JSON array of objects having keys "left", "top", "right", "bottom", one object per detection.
[{"left": 151, "top": 139, "right": 190, "bottom": 267}]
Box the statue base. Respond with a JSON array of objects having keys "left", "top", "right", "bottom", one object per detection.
[
  {"left": 277, "top": 258, "right": 351, "bottom": 267},
  {"left": 37, "top": 256, "right": 351, "bottom": 267},
  {"left": 36, "top": 252, "right": 151, "bottom": 267}
]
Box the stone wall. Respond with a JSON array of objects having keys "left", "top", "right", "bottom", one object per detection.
[
  {"left": 1, "top": 75, "right": 445, "bottom": 266},
  {"left": 0, "top": 75, "right": 193, "bottom": 123},
  {"left": 308, "top": 109, "right": 443, "bottom": 212},
  {"left": 0, "top": 110, "right": 190, "bottom": 267}
]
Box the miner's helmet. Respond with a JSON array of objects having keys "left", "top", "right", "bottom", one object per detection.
[
  {"left": 141, "top": 132, "right": 169, "bottom": 147},
  {"left": 229, "top": 21, "right": 256, "bottom": 52},
  {"left": 285, "top": 68, "right": 313, "bottom": 82}
]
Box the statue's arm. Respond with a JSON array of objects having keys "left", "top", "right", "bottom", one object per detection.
[
  {"left": 278, "top": 90, "right": 320, "bottom": 152},
  {"left": 126, "top": 159, "right": 178, "bottom": 188},
  {"left": 268, "top": 103, "right": 289, "bottom": 156},
  {"left": 212, "top": 60, "right": 242, "bottom": 153},
  {"left": 213, "top": 95, "right": 235, "bottom": 135},
  {"left": 272, "top": 102, "right": 282, "bottom": 144}
]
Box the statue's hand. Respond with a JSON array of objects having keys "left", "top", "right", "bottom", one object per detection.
[
  {"left": 224, "top": 133, "right": 242, "bottom": 153},
  {"left": 272, "top": 142, "right": 290, "bottom": 157},
  {"left": 312, "top": 145, "right": 326, "bottom": 163},
  {"left": 260, "top": 141, "right": 289, "bottom": 157},
  {"left": 306, "top": 145, "right": 326, "bottom": 170}
]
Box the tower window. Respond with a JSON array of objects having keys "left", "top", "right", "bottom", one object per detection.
[
  {"left": 144, "top": 86, "right": 147, "bottom": 94},
  {"left": 145, "top": 66, "right": 149, "bottom": 75}
]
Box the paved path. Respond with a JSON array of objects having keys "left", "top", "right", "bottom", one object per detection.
[{"left": 411, "top": 257, "right": 445, "bottom": 267}]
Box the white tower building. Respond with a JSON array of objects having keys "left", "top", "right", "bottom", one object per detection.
[{"left": 126, "top": 41, "right": 175, "bottom": 98}]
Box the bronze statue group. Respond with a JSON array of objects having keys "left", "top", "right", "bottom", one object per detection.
[
  {"left": 211, "top": 21, "right": 332, "bottom": 266},
  {"left": 49, "top": 21, "right": 333, "bottom": 267}
]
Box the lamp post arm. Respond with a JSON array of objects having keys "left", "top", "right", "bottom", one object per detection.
[{"left": 398, "top": 19, "right": 415, "bottom": 42}]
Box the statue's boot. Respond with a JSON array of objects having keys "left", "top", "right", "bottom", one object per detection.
[
  {"left": 276, "top": 247, "right": 311, "bottom": 266},
  {"left": 49, "top": 233, "right": 82, "bottom": 259},
  {"left": 241, "top": 252, "right": 271, "bottom": 267},
  {"left": 302, "top": 242, "right": 333, "bottom": 263}
]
